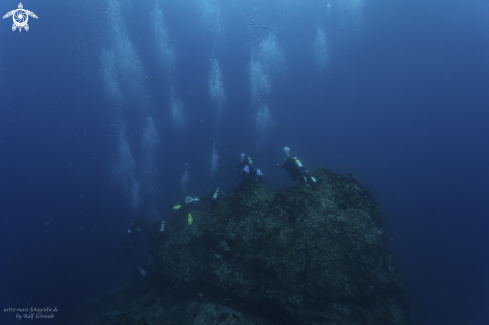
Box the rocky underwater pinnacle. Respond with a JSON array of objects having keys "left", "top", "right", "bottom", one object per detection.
[{"left": 156, "top": 168, "right": 413, "bottom": 325}]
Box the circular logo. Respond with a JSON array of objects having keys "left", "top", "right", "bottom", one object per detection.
[{"left": 14, "top": 9, "right": 28, "bottom": 28}]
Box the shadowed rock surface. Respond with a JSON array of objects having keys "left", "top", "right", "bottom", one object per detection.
[{"left": 64, "top": 168, "right": 413, "bottom": 325}]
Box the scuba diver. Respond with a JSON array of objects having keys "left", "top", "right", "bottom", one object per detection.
[
  {"left": 278, "top": 147, "right": 316, "bottom": 184},
  {"left": 121, "top": 217, "right": 144, "bottom": 259},
  {"left": 170, "top": 187, "right": 223, "bottom": 214},
  {"left": 199, "top": 187, "right": 223, "bottom": 209},
  {"left": 143, "top": 209, "right": 167, "bottom": 249},
  {"left": 237, "top": 153, "right": 263, "bottom": 177}
]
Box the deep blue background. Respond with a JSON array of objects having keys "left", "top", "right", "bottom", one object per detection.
[{"left": 1, "top": 0, "right": 488, "bottom": 324}]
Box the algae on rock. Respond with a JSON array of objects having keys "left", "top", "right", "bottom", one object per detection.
[{"left": 156, "top": 168, "right": 412, "bottom": 324}]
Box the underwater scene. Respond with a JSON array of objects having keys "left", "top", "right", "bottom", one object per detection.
[{"left": 1, "top": 0, "right": 488, "bottom": 324}]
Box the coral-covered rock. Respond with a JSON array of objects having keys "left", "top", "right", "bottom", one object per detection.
[{"left": 155, "top": 168, "right": 412, "bottom": 324}]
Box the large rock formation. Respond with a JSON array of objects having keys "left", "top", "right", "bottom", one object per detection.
[
  {"left": 64, "top": 168, "right": 412, "bottom": 325},
  {"left": 154, "top": 168, "right": 412, "bottom": 324}
]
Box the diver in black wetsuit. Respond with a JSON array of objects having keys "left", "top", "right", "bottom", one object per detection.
[
  {"left": 237, "top": 153, "right": 264, "bottom": 178},
  {"left": 121, "top": 217, "right": 144, "bottom": 259},
  {"left": 199, "top": 187, "right": 223, "bottom": 210},
  {"left": 278, "top": 156, "right": 316, "bottom": 184},
  {"left": 237, "top": 153, "right": 257, "bottom": 176}
]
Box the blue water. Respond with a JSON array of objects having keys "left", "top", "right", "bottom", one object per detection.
[{"left": 1, "top": 0, "right": 488, "bottom": 324}]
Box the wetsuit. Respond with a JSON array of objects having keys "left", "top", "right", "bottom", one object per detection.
[
  {"left": 237, "top": 156, "right": 257, "bottom": 176},
  {"left": 279, "top": 157, "right": 313, "bottom": 183},
  {"left": 199, "top": 188, "right": 223, "bottom": 209},
  {"left": 121, "top": 218, "right": 144, "bottom": 259}
]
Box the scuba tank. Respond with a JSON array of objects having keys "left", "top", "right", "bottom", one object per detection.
[
  {"left": 212, "top": 188, "right": 220, "bottom": 200},
  {"left": 294, "top": 158, "right": 303, "bottom": 169},
  {"left": 160, "top": 220, "right": 165, "bottom": 232},
  {"left": 247, "top": 156, "right": 254, "bottom": 166},
  {"left": 137, "top": 266, "right": 147, "bottom": 277}
]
